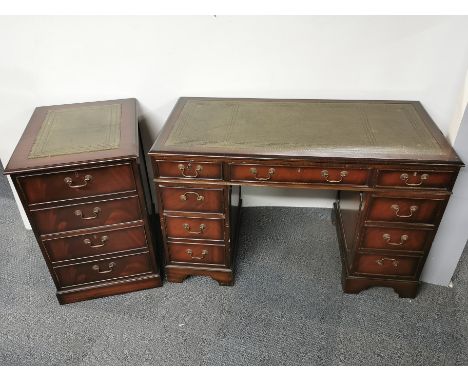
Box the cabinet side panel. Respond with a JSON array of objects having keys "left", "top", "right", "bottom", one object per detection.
[{"left": 338, "top": 191, "right": 363, "bottom": 268}]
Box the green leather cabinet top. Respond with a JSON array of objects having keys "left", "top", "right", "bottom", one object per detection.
[{"left": 5, "top": 98, "right": 139, "bottom": 174}]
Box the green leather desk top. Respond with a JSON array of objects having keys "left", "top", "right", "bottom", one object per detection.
[{"left": 153, "top": 98, "right": 461, "bottom": 163}]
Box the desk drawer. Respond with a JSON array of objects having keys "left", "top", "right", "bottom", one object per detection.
[
  {"left": 159, "top": 186, "right": 225, "bottom": 213},
  {"left": 167, "top": 242, "right": 226, "bottom": 265},
  {"left": 43, "top": 225, "right": 147, "bottom": 263},
  {"left": 360, "top": 227, "right": 431, "bottom": 253},
  {"left": 30, "top": 196, "right": 142, "bottom": 235},
  {"left": 366, "top": 196, "right": 443, "bottom": 225},
  {"left": 164, "top": 215, "right": 224, "bottom": 241},
  {"left": 18, "top": 163, "right": 136, "bottom": 205},
  {"left": 354, "top": 253, "right": 421, "bottom": 278},
  {"left": 53, "top": 252, "right": 153, "bottom": 288},
  {"left": 229, "top": 164, "right": 369, "bottom": 185},
  {"left": 376, "top": 169, "right": 455, "bottom": 190},
  {"left": 157, "top": 160, "right": 222, "bottom": 180}
]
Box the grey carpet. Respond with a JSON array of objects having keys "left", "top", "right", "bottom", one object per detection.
[{"left": 1, "top": 163, "right": 467, "bottom": 365}]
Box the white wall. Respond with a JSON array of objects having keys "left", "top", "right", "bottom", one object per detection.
[
  {"left": 1, "top": 16, "right": 467, "bottom": 284},
  {"left": 422, "top": 72, "right": 468, "bottom": 286}
]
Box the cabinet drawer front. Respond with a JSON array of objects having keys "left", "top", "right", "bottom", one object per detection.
[
  {"left": 44, "top": 225, "right": 147, "bottom": 263},
  {"left": 31, "top": 196, "right": 142, "bottom": 235},
  {"left": 54, "top": 252, "right": 153, "bottom": 288},
  {"left": 157, "top": 160, "right": 222, "bottom": 180},
  {"left": 159, "top": 186, "right": 225, "bottom": 213},
  {"left": 361, "top": 227, "right": 431, "bottom": 252},
  {"left": 167, "top": 242, "right": 226, "bottom": 265},
  {"left": 18, "top": 163, "right": 136, "bottom": 204},
  {"left": 229, "top": 164, "right": 369, "bottom": 185},
  {"left": 376, "top": 170, "right": 455, "bottom": 190},
  {"left": 354, "top": 254, "right": 421, "bottom": 278},
  {"left": 366, "top": 196, "right": 443, "bottom": 225},
  {"left": 165, "top": 216, "right": 224, "bottom": 241}
]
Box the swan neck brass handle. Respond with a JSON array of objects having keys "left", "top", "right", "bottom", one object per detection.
[
  {"left": 376, "top": 257, "right": 399, "bottom": 267},
  {"left": 75, "top": 207, "right": 101, "bottom": 220},
  {"left": 178, "top": 163, "right": 203, "bottom": 178},
  {"left": 92, "top": 261, "right": 116, "bottom": 274},
  {"left": 400, "top": 172, "right": 429, "bottom": 186},
  {"left": 382, "top": 233, "right": 408, "bottom": 246},
  {"left": 83, "top": 235, "right": 109, "bottom": 248},
  {"left": 64, "top": 174, "right": 92, "bottom": 188},
  {"left": 179, "top": 192, "right": 204, "bottom": 202},
  {"left": 390, "top": 204, "right": 418, "bottom": 218},
  {"left": 321, "top": 170, "right": 348, "bottom": 183},
  {"left": 250, "top": 167, "right": 275, "bottom": 181},
  {"left": 186, "top": 249, "right": 208, "bottom": 260},
  {"left": 183, "top": 223, "right": 206, "bottom": 234}
]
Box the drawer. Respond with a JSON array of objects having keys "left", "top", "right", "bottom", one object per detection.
[
  {"left": 167, "top": 242, "right": 226, "bottom": 265},
  {"left": 366, "top": 196, "right": 443, "bottom": 225},
  {"left": 354, "top": 253, "right": 422, "bottom": 278},
  {"left": 360, "top": 227, "right": 431, "bottom": 253},
  {"left": 229, "top": 164, "right": 369, "bottom": 186},
  {"left": 43, "top": 225, "right": 148, "bottom": 263},
  {"left": 159, "top": 186, "right": 225, "bottom": 213},
  {"left": 53, "top": 252, "right": 153, "bottom": 288},
  {"left": 30, "top": 196, "right": 142, "bottom": 235},
  {"left": 376, "top": 169, "right": 455, "bottom": 190},
  {"left": 157, "top": 160, "right": 222, "bottom": 180},
  {"left": 18, "top": 163, "right": 136, "bottom": 204},
  {"left": 164, "top": 215, "right": 224, "bottom": 241}
]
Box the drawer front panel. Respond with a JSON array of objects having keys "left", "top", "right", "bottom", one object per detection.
[
  {"left": 31, "top": 196, "right": 142, "bottom": 235},
  {"left": 167, "top": 242, "right": 226, "bottom": 265},
  {"left": 229, "top": 164, "right": 369, "bottom": 186},
  {"left": 44, "top": 225, "right": 147, "bottom": 263},
  {"left": 159, "top": 186, "right": 224, "bottom": 213},
  {"left": 354, "top": 254, "right": 421, "bottom": 278},
  {"left": 376, "top": 170, "right": 455, "bottom": 190},
  {"left": 165, "top": 216, "right": 224, "bottom": 241},
  {"left": 361, "top": 227, "right": 431, "bottom": 252},
  {"left": 157, "top": 160, "right": 222, "bottom": 180},
  {"left": 19, "top": 164, "right": 136, "bottom": 204},
  {"left": 366, "top": 196, "right": 443, "bottom": 225},
  {"left": 54, "top": 252, "right": 153, "bottom": 288}
]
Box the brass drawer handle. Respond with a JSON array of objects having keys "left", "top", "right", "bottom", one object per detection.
[
  {"left": 321, "top": 170, "right": 348, "bottom": 183},
  {"left": 183, "top": 223, "right": 206, "bottom": 234},
  {"left": 250, "top": 167, "right": 275, "bottom": 181},
  {"left": 178, "top": 163, "right": 203, "bottom": 178},
  {"left": 376, "top": 257, "right": 399, "bottom": 267},
  {"left": 186, "top": 249, "right": 208, "bottom": 260},
  {"left": 390, "top": 204, "right": 418, "bottom": 218},
  {"left": 400, "top": 172, "right": 429, "bottom": 186},
  {"left": 64, "top": 174, "right": 92, "bottom": 188},
  {"left": 92, "top": 261, "right": 116, "bottom": 274},
  {"left": 179, "top": 192, "right": 205, "bottom": 202},
  {"left": 83, "top": 235, "right": 109, "bottom": 248},
  {"left": 382, "top": 233, "right": 408, "bottom": 246},
  {"left": 74, "top": 207, "right": 101, "bottom": 220}
]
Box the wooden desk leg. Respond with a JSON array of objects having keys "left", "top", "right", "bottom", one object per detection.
[
  {"left": 166, "top": 266, "right": 234, "bottom": 286},
  {"left": 341, "top": 268, "right": 419, "bottom": 299}
]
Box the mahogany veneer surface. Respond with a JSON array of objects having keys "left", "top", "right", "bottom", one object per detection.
[
  {"left": 150, "top": 97, "right": 462, "bottom": 298},
  {"left": 5, "top": 98, "right": 162, "bottom": 304}
]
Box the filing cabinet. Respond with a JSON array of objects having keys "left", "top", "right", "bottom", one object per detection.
[{"left": 4, "top": 98, "right": 162, "bottom": 304}]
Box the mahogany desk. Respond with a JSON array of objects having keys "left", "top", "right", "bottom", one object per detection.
[{"left": 149, "top": 98, "right": 462, "bottom": 298}]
